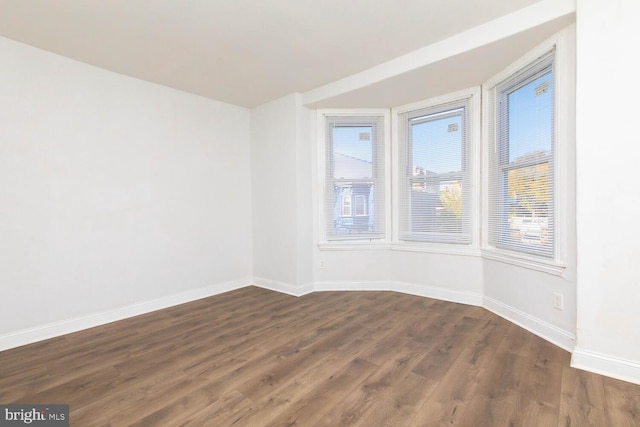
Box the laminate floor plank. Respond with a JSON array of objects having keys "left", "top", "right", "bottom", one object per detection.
[
  {"left": 318, "top": 342, "right": 419, "bottom": 426},
  {"left": 410, "top": 315, "right": 487, "bottom": 379},
  {"left": 224, "top": 311, "right": 417, "bottom": 427},
  {"left": 2, "top": 286, "right": 640, "bottom": 426},
  {"left": 108, "top": 292, "right": 382, "bottom": 425},
  {"left": 558, "top": 365, "right": 608, "bottom": 427},
  {"left": 72, "top": 294, "right": 361, "bottom": 424},
  {"left": 234, "top": 304, "right": 402, "bottom": 403},
  {"left": 512, "top": 338, "right": 566, "bottom": 427},
  {"left": 219, "top": 349, "right": 350, "bottom": 426},
  {"left": 351, "top": 369, "right": 439, "bottom": 427},
  {"left": 263, "top": 357, "right": 380, "bottom": 427},
  {"left": 3, "top": 290, "right": 297, "bottom": 403},
  {"left": 454, "top": 324, "right": 533, "bottom": 427},
  {"left": 603, "top": 375, "right": 640, "bottom": 427},
  {"left": 409, "top": 316, "right": 511, "bottom": 426}
]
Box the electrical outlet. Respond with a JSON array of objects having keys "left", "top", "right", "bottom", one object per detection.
[
  {"left": 319, "top": 259, "right": 326, "bottom": 269},
  {"left": 553, "top": 292, "right": 564, "bottom": 311}
]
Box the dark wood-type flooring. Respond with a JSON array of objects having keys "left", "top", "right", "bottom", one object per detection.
[{"left": 1, "top": 286, "right": 639, "bottom": 426}]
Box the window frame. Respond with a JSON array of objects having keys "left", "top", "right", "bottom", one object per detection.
[
  {"left": 392, "top": 87, "right": 481, "bottom": 255},
  {"left": 482, "top": 32, "right": 569, "bottom": 274},
  {"left": 317, "top": 109, "right": 391, "bottom": 248}
]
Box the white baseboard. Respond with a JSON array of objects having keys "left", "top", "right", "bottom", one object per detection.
[
  {"left": 313, "top": 280, "right": 483, "bottom": 306},
  {"left": 0, "top": 277, "right": 250, "bottom": 352},
  {"left": 483, "top": 296, "right": 575, "bottom": 352},
  {"left": 313, "top": 280, "right": 391, "bottom": 292},
  {"left": 572, "top": 348, "right": 640, "bottom": 385},
  {"left": 394, "top": 281, "right": 483, "bottom": 306},
  {"left": 252, "top": 277, "right": 314, "bottom": 297}
]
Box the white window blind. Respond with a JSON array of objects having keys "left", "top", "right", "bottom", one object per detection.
[
  {"left": 488, "top": 50, "right": 555, "bottom": 258},
  {"left": 397, "top": 98, "right": 472, "bottom": 244},
  {"left": 325, "top": 115, "right": 385, "bottom": 240}
]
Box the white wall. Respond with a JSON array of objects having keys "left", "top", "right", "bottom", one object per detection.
[
  {"left": 393, "top": 251, "right": 483, "bottom": 303},
  {"left": 315, "top": 250, "right": 393, "bottom": 286},
  {"left": 483, "top": 260, "right": 576, "bottom": 350},
  {"left": 295, "top": 98, "right": 315, "bottom": 288},
  {"left": 251, "top": 93, "right": 313, "bottom": 293},
  {"left": 483, "top": 25, "right": 578, "bottom": 352},
  {"left": 314, "top": 248, "right": 483, "bottom": 305},
  {"left": 0, "top": 37, "right": 251, "bottom": 340},
  {"left": 573, "top": 0, "right": 640, "bottom": 383}
]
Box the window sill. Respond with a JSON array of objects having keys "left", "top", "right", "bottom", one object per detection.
[
  {"left": 318, "top": 242, "right": 566, "bottom": 275},
  {"left": 482, "top": 248, "right": 566, "bottom": 276},
  {"left": 391, "top": 242, "right": 481, "bottom": 257},
  {"left": 318, "top": 241, "right": 391, "bottom": 251}
]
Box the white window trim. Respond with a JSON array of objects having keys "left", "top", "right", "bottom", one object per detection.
[
  {"left": 391, "top": 87, "right": 481, "bottom": 252},
  {"left": 481, "top": 30, "right": 570, "bottom": 274},
  {"left": 317, "top": 109, "right": 391, "bottom": 249}
]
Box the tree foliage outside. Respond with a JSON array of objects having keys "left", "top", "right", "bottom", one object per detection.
[
  {"left": 439, "top": 182, "right": 462, "bottom": 219},
  {"left": 507, "top": 160, "right": 550, "bottom": 218}
]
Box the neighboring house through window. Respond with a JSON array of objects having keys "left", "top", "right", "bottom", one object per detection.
[{"left": 321, "top": 112, "right": 387, "bottom": 241}]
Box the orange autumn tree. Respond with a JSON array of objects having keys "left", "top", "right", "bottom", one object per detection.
[
  {"left": 439, "top": 182, "right": 462, "bottom": 219},
  {"left": 507, "top": 151, "right": 550, "bottom": 217}
]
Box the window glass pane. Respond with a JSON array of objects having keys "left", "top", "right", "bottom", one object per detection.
[
  {"left": 409, "top": 179, "right": 463, "bottom": 234},
  {"left": 490, "top": 52, "right": 555, "bottom": 258},
  {"left": 324, "top": 114, "right": 385, "bottom": 241},
  {"left": 506, "top": 163, "right": 551, "bottom": 249},
  {"left": 402, "top": 104, "right": 467, "bottom": 243},
  {"left": 507, "top": 72, "right": 553, "bottom": 163},
  {"left": 411, "top": 111, "right": 462, "bottom": 175},
  {"left": 332, "top": 126, "right": 373, "bottom": 179},
  {"left": 332, "top": 183, "right": 375, "bottom": 236}
]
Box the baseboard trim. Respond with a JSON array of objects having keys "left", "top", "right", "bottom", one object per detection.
[
  {"left": 313, "top": 280, "right": 483, "bottom": 306},
  {"left": 571, "top": 348, "right": 640, "bottom": 385},
  {"left": 252, "top": 277, "right": 314, "bottom": 297},
  {"left": 313, "top": 280, "right": 392, "bottom": 292},
  {"left": 394, "top": 281, "right": 483, "bottom": 306},
  {"left": 0, "top": 277, "right": 250, "bottom": 352},
  {"left": 483, "top": 296, "right": 575, "bottom": 352}
]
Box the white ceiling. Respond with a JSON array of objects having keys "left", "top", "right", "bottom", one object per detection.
[{"left": 0, "top": 0, "right": 572, "bottom": 108}]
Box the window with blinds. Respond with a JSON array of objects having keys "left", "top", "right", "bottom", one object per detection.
[
  {"left": 324, "top": 114, "right": 386, "bottom": 241},
  {"left": 397, "top": 97, "right": 472, "bottom": 244},
  {"left": 487, "top": 51, "right": 555, "bottom": 258}
]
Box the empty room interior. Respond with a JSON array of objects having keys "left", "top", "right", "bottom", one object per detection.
[{"left": 1, "top": 0, "right": 640, "bottom": 425}]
